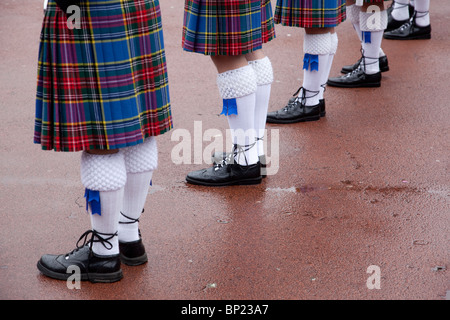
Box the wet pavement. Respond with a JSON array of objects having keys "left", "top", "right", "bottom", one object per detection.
[{"left": 0, "top": 0, "right": 448, "bottom": 301}]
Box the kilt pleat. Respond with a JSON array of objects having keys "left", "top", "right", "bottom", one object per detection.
[
  {"left": 34, "top": 0, "right": 172, "bottom": 152},
  {"left": 182, "top": 0, "right": 276, "bottom": 56},
  {"left": 274, "top": 0, "right": 346, "bottom": 28}
]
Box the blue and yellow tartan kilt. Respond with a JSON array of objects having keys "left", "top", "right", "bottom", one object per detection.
[
  {"left": 275, "top": 0, "right": 347, "bottom": 28},
  {"left": 182, "top": 0, "right": 276, "bottom": 56},
  {"left": 34, "top": 0, "right": 173, "bottom": 152}
]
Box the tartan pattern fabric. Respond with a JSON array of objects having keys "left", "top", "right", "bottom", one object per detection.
[
  {"left": 182, "top": 0, "right": 276, "bottom": 56},
  {"left": 274, "top": 0, "right": 346, "bottom": 28},
  {"left": 35, "top": 0, "right": 172, "bottom": 152}
]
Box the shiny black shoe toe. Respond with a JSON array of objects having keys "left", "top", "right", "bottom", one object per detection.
[
  {"left": 266, "top": 96, "right": 320, "bottom": 124},
  {"left": 186, "top": 162, "right": 262, "bottom": 187},
  {"left": 384, "top": 18, "right": 431, "bottom": 40},
  {"left": 328, "top": 68, "right": 381, "bottom": 88},
  {"left": 37, "top": 230, "right": 123, "bottom": 283}
]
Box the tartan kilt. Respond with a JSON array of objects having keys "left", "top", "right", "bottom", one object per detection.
[
  {"left": 34, "top": 0, "right": 173, "bottom": 152},
  {"left": 274, "top": 0, "right": 346, "bottom": 28},
  {"left": 182, "top": 0, "right": 276, "bottom": 56}
]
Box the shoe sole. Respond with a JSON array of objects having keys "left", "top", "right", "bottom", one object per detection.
[
  {"left": 120, "top": 253, "right": 148, "bottom": 266},
  {"left": 266, "top": 114, "right": 320, "bottom": 124},
  {"left": 186, "top": 176, "right": 262, "bottom": 187},
  {"left": 383, "top": 34, "right": 431, "bottom": 40},
  {"left": 326, "top": 81, "right": 381, "bottom": 88},
  {"left": 37, "top": 261, "right": 123, "bottom": 283}
]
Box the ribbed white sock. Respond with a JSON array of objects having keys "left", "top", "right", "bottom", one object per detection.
[
  {"left": 119, "top": 137, "right": 158, "bottom": 243},
  {"left": 319, "top": 32, "right": 338, "bottom": 101},
  {"left": 360, "top": 10, "right": 388, "bottom": 75},
  {"left": 414, "top": 0, "right": 430, "bottom": 27},
  {"left": 81, "top": 152, "right": 127, "bottom": 256},
  {"left": 226, "top": 94, "right": 258, "bottom": 165},
  {"left": 302, "top": 33, "right": 332, "bottom": 106},
  {"left": 90, "top": 189, "right": 124, "bottom": 256},
  {"left": 392, "top": 0, "right": 411, "bottom": 21},
  {"left": 248, "top": 57, "right": 273, "bottom": 158},
  {"left": 217, "top": 65, "right": 258, "bottom": 166},
  {"left": 119, "top": 171, "right": 153, "bottom": 243}
]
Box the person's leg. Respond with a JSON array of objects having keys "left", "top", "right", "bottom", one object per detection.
[
  {"left": 186, "top": 55, "right": 261, "bottom": 186},
  {"left": 81, "top": 149, "right": 127, "bottom": 257},
  {"left": 302, "top": 28, "right": 334, "bottom": 106},
  {"left": 266, "top": 27, "right": 333, "bottom": 123},
  {"left": 360, "top": 2, "right": 387, "bottom": 75},
  {"left": 119, "top": 137, "right": 158, "bottom": 265},
  {"left": 37, "top": 148, "right": 126, "bottom": 283},
  {"left": 327, "top": 2, "right": 387, "bottom": 88},
  {"left": 211, "top": 55, "right": 258, "bottom": 166},
  {"left": 414, "top": 0, "right": 430, "bottom": 27},
  {"left": 389, "top": 0, "right": 411, "bottom": 30},
  {"left": 341, "top": 2, "right": 389, "bottom": 74},
  {"left": 245, "top": 50, "right": 273, "bottom": 171}
]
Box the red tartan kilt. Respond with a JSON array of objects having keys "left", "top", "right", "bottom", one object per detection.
[{"left": 34, "top": 0, "right": 172, "bottom": 152}]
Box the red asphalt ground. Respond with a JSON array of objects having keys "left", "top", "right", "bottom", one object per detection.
[{"left": 0, "top": 1, "right": 448, "bottom": 301}]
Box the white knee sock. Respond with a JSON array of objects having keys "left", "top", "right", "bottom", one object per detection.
[
  {"left": 392, "top": 0, "right": 411, "bottom": 21},
  {"left": 414, "top": 0, "right": 430, "bottom": 27},
  {"left": 217, "top": 65, "right": 258, "bottom": 166},
  {"left": 347, "top": 4, "right": 363, "bottom": 42},
  {"left": 302, "top": 33, "right": 332, "bottom": 106},
  {"left": 81, "top": 151, "right": 127, "bottom": 256},
  {"left": 120, "top": 137, "right": 158, "bottom": 243},
  {"left": 360, "top": 9, "right": 388, "bottom": 74},
  {"left": 248, "top": 56, "right": 273, "bottom": 158},
  {"left": 348, "top": 4, "right": 385, "bottom": 58},
  {"left": 319, "top": 32, "right": 338, "bottom": 101},
  {"left": 89, "top": 189, "right": 124, "bottom": 256}
]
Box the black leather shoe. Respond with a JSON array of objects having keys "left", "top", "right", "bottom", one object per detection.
[
  {"left": 384, "top": 16, "right": 431, "bottom": 40},
  {"left": 386, "top": 2, "right": 415, "bottom": 31},
  {"left": 119, "top": 239, "right": 148, "bottom": 266},
  {"left": 211, "top": 153, "right": 268, "bottom": 178},
  {"left": 327, "top": 68, "right": 381, "bottom": 88},
  {"left": 37, "top": 230, "right": 123, "bottom": 283},
  {"left": 284, "top": 95, "right": 325, "bottom": 117},
  {"left": 386, "top": 16, "right": 409, "bottom": 32},
  {"left": 186, "top": 161, "right": 262, "bottom": 186},
  {"left": 319, "top": 99, "right": 326, "bottom": 117},
  {"left": 341, "top": 55, "right": 389, "bottom": 74},
  {"left": 118, "top": 211, "right": 147, "bottom": 266},
  {"left": 266, "top": 95, "right": 320, "bottom": 124}
]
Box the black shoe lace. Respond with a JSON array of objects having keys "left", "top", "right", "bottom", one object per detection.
[
  {"left": 287, "top": 86, "right": 320, "bottom": 108},
  {"left": 349, "top": 48, "right": 378, "bottom": 76},
  {"left": 68, "top": 229, "right": 117, "bottom": 256},
  {"left": 214, "top": 142, "right": 256, "bottom": 171}
]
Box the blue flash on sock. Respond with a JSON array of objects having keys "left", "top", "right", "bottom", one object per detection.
[
  {"left": 303, "top": 54, "right": 319, "bottom": 71},
  {"left": 220, "top": 98, "right": 238, "bottom": 116},
  {"left": 84, "top": 188, "right": 101, "bottom": 216},
  {"left": 362, "top": 31, "right": 372, "bottom": 43}
]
